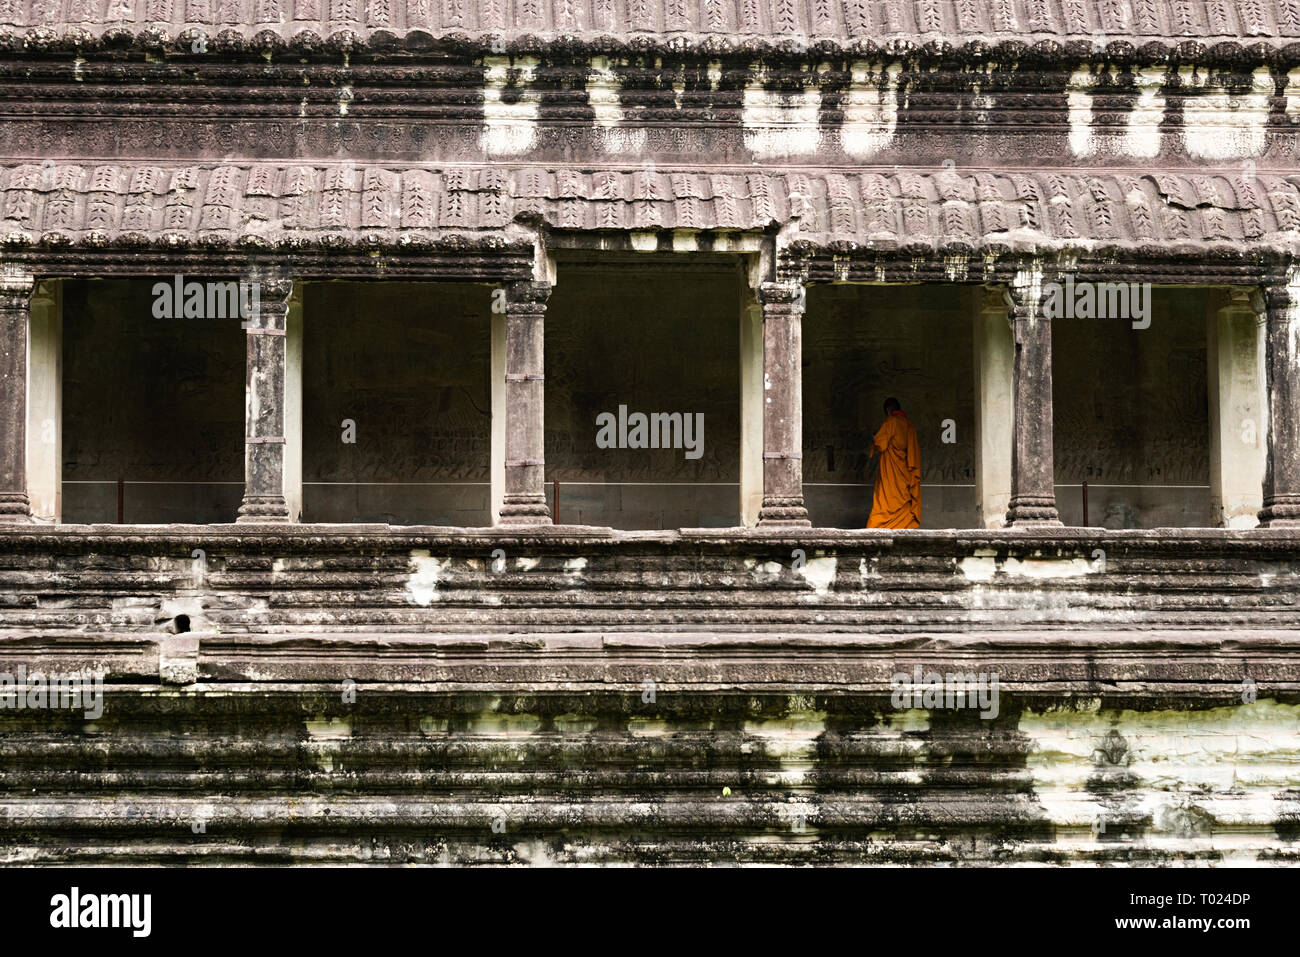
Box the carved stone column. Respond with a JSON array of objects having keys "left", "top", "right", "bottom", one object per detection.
[
  {"left": 1004, "top": 271, "right": 1062, "bottom": 527},
  {"left": 1207, "top": 288, "right": 1265, "bottom": 528},
  {"left": 0, "top": 268, "right": 34, "bottom": 523},
  {"left": 237, "top": 276, "right": 293, "bottom": 523},
  {"left": 1259, "top": 275, "right": 1300, "bottom": 527},
  {"left": 499, "top": 280, "right": 551, "bottom": 526},
  {"left": 973, "top": 286, "right": 1014, "bottom": 529},
  {"left": 757, "top": 281, "right": 810, "bottom": 528}
]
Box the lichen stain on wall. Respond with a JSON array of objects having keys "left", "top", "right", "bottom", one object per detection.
[{"left": 1020, "top": 700, "right": 1300, "bottom": 852}]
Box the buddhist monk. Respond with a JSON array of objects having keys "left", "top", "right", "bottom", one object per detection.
[{"left": 867, "top": 397, "right": 921, "bottom": 529}]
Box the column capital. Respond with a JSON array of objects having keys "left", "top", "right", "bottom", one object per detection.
[
  {"left": 1214, "top": 287, "right": 1260, "bottom": 316},
  {"left": 243, "top": 275, "right": 293, "bottom": 333},
  {"left": 506, "top": 280, "right": 552, "bottom": 307},
  {"left": 251, "top": 274, "right": 293, "bottom": 300},
  {"left": 0, "top": 267, "right": 35, "bottom": 305},
  {"left": 1003, "top": 269, "right": 1057, "bottom": 319},
  {"left": 1260, "top": 279, "right": 1298, "bottom": 316},
  {"left": 979, "top": 284, "right": 1007, "bottom": 314},
  {"left": 757, "top": 281, "right": 806, "bottom": 313}
]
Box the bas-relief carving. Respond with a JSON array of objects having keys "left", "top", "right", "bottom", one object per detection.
[
  {"left": 60, "top": 280, "right": 244, "bottom": 483},
  {"left": 543, "top": 266, "right": 740, "bottom": 484},
  {"left": 1053, "top": 296, "right": 1211, "bottom": 487},
  {"left": 10, "top": 104, "right": 1299, "bottom": 167},
  {"left": 304, "top": 283, "right": 491, "bottom": 484}
]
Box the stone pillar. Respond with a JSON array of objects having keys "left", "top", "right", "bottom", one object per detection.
[
  {"left": 973, "top": 286, "right": 1014, "bottom": 529},
  {"left": 0, "top": 268, "right": 34, "bottom": 523},
  {"left": 28, "top": 280, "right": 62, "bottom": 523},
  {"left": 739, "top": 271, "right": 764, "bottom": 527},
  {"left": 499, "top": 280, "right": 551, "bottom": 526},
  {"left": 237, "top": 276, "right": 293, "bottom": 523},
  {"left": 284, "top": 284, "right": 303, "bottom": 523},
  {"left": 490, "top": 302, "right": 506, "bottom": 525},
  {"left": 1004, "top": 271, "right": 1062, "bottom": 527},
  {"left": 1207, "top": 289, "right": 1266, "bottom": 528},
  {"left": 757, "top": 281, "right": 810, "bottom": 527},
  {"left": 1259, "top": 273, "right": 1300, "bottom": 527}
]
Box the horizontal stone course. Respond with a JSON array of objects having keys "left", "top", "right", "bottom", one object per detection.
[{"left": 5, "top": 0, "right": 1299, "bottom": 43}]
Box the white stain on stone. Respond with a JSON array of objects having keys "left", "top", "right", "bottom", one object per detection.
[
  {"left": 959, "top": 549, "right": 1095, "bottom": 580},
  {"left": 1183, "top": 66, "right": 1271, "bottom": 159},
  {"left": 627, "top": 719, "right": 673, "bottom": 737},
  {"left": 1002, "top": 556, "right": 1094, "bottom": 578},
  {"left": 590, "top": 56, "right": 648, "bottom": 155},
  {"left": 305, "top": 717, "right": 351, "bottom": 772},
  {"left": 481, "top": 57, "right": 539, "bottom": 156},
  {"left": 858, "top": 557, "right": 881, "bottom": 580},
  {"left": 463, "top": 712, "right": 543, "bottom": 735},
  {"left": 794, "top": 556, "right": 837, "bottom": 594},
  {"left": 744, "top": 558, "right": 785, "bottom": 579},
  {"left": 1067, "top": 65, "right": 1164, "bottom": 159},
  {"left": 671, "top": 231, "right": 699, "bottom": 252},
  {"left": 588, "top": 57, "right": 621, "bottom": 127},
  {"left": 406, "top": 549, "right": 443, "bottom": 606},
  {"left": 742, "top": 80, "right": 821, "bottom": 159},
  {"left": 1287, "top": 265, "right": 1300, "bottom": 371},
  {"left": 884, "top": 709, "right": 931, "bottom": 734},
  {"left": 1020, "top": 700, "right": 1300, "bottom": 855},
  {"left": 943, "top": 253, "right": 970, "bottom": 282},
  {"left": 707, "top": 60, "right": 722, "bottom": 91},
  {"left": 1012, "top": 266, "right": 1045, "bottom": 327},
  {"left": 958, "top": 549, "right": 998, "bottom": 581},
  {"left": 564, "top": 557, "right": 587, "bottom": 573},
  {"left": 1067, "top": 68, "right": 1096, "bottom": 156},
  {"left": 840, "top": 61, "right": 900, "bottom": 157},
  {"left": 743, "top": 710, "right": 827, "bottom": 787},
  {"left": 512, "top": 839, "right": 555, "bottom": 865},
  {"left": 516, "top": 556, "right": 540, "bottom": 572},
  {"left": 1123, "top": 68, "right": 1165, "bottom": 159},
  {"left": 1287, "top": 68, "right": 1300, "bottom": 121},
  {"left": 306, "top": 717, "right": 351, "bottom": 739}
]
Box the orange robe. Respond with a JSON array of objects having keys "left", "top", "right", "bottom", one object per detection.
[{"left": 868, "top": 411, "right": 921, "bottom": 529}]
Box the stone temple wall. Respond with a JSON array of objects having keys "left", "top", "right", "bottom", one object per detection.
[
  {"left": 0, "top": 526, "right": 1298, "bottom": 864},
  {"left": 3, "top": 1, "right": 1300, "bottom": 867}
]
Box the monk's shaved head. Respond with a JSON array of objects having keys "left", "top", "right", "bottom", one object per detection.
[{"left": 883, "top": 397, "right": 901, "bottom": 414}]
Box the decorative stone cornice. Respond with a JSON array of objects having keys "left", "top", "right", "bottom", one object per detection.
[
  {"left": 3, "top": 164, "right": 1297, "bottom": 266},
  {"left": 4, "top": 2, "right": 1300, "bottom": 63}
]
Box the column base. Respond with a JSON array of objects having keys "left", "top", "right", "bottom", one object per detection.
[
  {"left": 0, "top": 492, "right": 33, "bottom": 523},
  {"left": 1005, "top": 495, "right": 1062, "bottom": 527},
  {"left": 757, "top": 498, "right": 811, "bottom": 528},
  {"left": 237, "top": 495, "right": 291, "bottom": 523},
  {"left": 499, "top": 497, "right": 552, "bottom": 526},
  {"left": 1258, "top": 497, "right": 1300, "bottom": 527}
]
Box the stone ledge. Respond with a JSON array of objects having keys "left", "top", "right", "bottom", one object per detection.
[{"left": 0, "top": 629, "right": 1297, "bottom": 692}]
